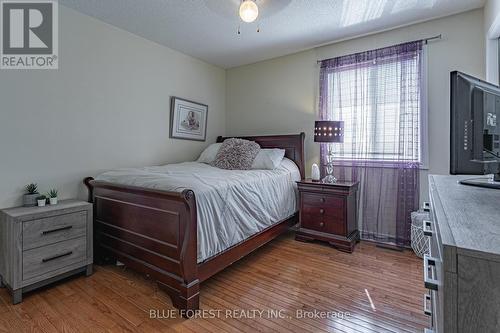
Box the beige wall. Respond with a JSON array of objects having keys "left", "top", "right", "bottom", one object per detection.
[
  {"left": 0, "top": 6, "right": 226, "bottom": 208},
  {"left": 226, "top": 9, "right": 485, "bottom": 201}
]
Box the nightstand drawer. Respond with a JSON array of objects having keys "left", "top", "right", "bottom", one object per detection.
[
  {"left": 301, "top": 213, "right": 326, "bottom": 232},
  {"left": 22, "top": 237, "right": 87, "bottom": 281},
  {"left": 302, "top": 193, "right": 343, "bottom": 209},
  {"left": 22, "top": 211, "right": 87, "bottom": 250},
  {"left": 301, "top": 204, "right": 344, "bottom": 218},
  {"left": 300, "top": 213, "right": 346, "bottom": 235}
]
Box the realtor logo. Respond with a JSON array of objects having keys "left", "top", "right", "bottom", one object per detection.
[{"left": 1, "top": 0, "right": 58, "bottom": 69}]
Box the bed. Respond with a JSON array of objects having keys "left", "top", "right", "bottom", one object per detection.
[{"left": 83, "top": 133, "right": 305, "bottom": 312}]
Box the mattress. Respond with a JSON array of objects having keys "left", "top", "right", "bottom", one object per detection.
[{"left": 95, "top": 158, "right": 301, "bottom": 262}]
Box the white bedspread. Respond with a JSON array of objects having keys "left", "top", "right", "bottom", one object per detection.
[{"left": 95, "top": 159, "right": 300, "bottom": 263}]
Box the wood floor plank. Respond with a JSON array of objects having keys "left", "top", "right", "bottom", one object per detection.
[
  {"left": 0, "top": 308, "right": 34, "bottom": 333},
  {"left": 40, "top": 287, "right": 109, "bottom": 333},
  {"left": 208, "top": 273, "right": 394, "bottom": 333},
  {"left": 222, "top": 255, "right": 427, "bottom": 330},
  {"left": 236, "top": 254, "right": 427, "bottom": 326},
  {"left": 0, "top": 232, "right": 429, "bottom": 332}
]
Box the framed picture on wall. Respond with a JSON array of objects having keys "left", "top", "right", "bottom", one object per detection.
[{"left": 169, "top": 97, "right": 208, "bottom": 141}]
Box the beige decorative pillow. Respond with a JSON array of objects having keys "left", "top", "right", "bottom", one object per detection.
[{"left": 211, "top": 138, "right": 260, "bottom": 170}]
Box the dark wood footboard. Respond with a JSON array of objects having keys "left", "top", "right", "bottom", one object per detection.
[{"left": 84, "top": 177, "right": 200, "bottom": 311}]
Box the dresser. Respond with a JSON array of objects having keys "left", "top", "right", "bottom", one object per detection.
[
  {"left": 0, "top": 200, "right": 93, "bottom": 304},
  {"left": 295, "top": 179, "right": 359, "bottom": 252},
  {"left": 425, "top": 175, "right": 500, "bottom": 333}
]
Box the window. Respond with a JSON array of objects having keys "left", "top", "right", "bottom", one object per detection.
[{"left": 319, "top": 41, "right": 425, "bottom": 164}]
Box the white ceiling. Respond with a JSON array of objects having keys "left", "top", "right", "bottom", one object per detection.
[{"left": 60, "top": 0, "right": 485, "bottom": 68}]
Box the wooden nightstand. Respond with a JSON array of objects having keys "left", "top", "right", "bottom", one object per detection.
[
  {"left": 296, "top": 179, "right": 359, "bottom": 252},
  {"left": 0, "top": 200, "right": 93, "bottom": 304}
]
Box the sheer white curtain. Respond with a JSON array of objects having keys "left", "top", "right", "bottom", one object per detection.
[{"left": 319, "top": 41, "right": 426, "bottom": 246}]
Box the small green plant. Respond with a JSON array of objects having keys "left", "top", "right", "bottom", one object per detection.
[
  {"left": 36, "top": 195, "right": 46, "bottom": 201},
  {"left": 25, "top": 183, "right": 39, "bottom": 194},
  {"left": 47, "top": 189, "right": 58, "bottom": 198}
]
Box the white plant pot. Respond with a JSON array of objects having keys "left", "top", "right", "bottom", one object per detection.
[
  {"left": 49, "top": 197, "right": 58, "bottom": 205},
  {"left": 37, "top": 199, "right": 46, "bottom": 207}
]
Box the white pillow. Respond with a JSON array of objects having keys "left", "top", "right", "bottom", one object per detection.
[
  {"left": 252, "top": 149, "right": 286, "bottom": 170},
  {"left": 197, "top": 143, "right": 222, "bottom": 163}
]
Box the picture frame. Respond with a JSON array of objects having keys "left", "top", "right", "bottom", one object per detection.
[{"left": 169, "top": 96, "right": 208, "bottom": 141}]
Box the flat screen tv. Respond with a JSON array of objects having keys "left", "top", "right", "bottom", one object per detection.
[{"left": 450, "top": 71, "right": 500, "bottom": 189}]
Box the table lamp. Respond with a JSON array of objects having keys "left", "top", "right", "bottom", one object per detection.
[{"left": 314, "top": 120, "right": 344, "bottom": 183}]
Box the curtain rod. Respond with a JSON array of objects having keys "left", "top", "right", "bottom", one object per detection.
[{"left": 316, "top": 34, "right": 442, "bottom": 64}]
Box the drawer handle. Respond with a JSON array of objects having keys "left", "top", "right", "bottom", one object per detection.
[
  {"left": 319, "top": 209, "right": 324, "bottom": 214},
  {"left": 320, "top": 198, "right": 325, "bottom": 203},
  {"left": 423, "top": 292, "right": 432, "bottom": 316},
  {"left": 42, "top": 251, "right": 73, "bottom": 263},
  {"left": 319, "top": 222, "right": 324, "bottom": 227},
  {"left": 424, "top": 254, "right": 439, "bottom": 290},
  {"left": 42, "top": 225, "right": 73, "bottom": 235},
  {"left": 423, "top": 220, "right": 433, "bottom": 237},
  {"left": 422, "top": 202, "right": 430, "bottom": 212}
]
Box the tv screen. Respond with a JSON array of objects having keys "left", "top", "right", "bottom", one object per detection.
[
  {"left": 450, "top": 71, "right": 500, "bottom": 175},
  {"left": 481, "top": 90, "right": 500, "bottom": 159}
]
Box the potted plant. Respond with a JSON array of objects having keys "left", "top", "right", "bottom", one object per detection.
[
  {"left": 23, "top": 183, "right": 39, "bottom": 207},
  {"left": 36, "top": 195, "right": 47, "bottom": 207},
  {"left": 47, "top": 189, "right": 58, "bottom": 205}
]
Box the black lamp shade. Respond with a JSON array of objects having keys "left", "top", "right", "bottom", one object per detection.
[{"left": 314, "top": 121, "right": 344, "bottom": 143}]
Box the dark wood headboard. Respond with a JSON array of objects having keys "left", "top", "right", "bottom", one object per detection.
[{"left": 216, "top": 133, "right": 305, "bottom": 179}]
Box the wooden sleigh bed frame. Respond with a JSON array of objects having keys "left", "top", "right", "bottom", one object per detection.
[{"left": 83, "top": 133, "right": 305, "bottom": 312}]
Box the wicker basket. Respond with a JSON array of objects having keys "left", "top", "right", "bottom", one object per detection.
[{"left": 410, "top": 210, "right": 430, "bottom": 258}]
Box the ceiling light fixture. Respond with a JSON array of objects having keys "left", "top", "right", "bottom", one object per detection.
[{"left": 239, "top": 0, "right": 259, "bottom": 23}]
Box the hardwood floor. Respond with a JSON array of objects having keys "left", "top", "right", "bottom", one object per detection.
[{"left": 0, "top": 232, "right": 429, "bottom": 332}]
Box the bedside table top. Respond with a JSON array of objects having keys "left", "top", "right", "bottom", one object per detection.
[
  {"left": 297, "top": 178, "right": 359, "bottom": 188},
  {"left": 2, "top": 199, "right": 91, "bottom": 218}
]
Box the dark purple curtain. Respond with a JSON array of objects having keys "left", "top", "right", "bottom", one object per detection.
[{"left": 319, "top": 41, "right": 423, "bottom": 246}]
